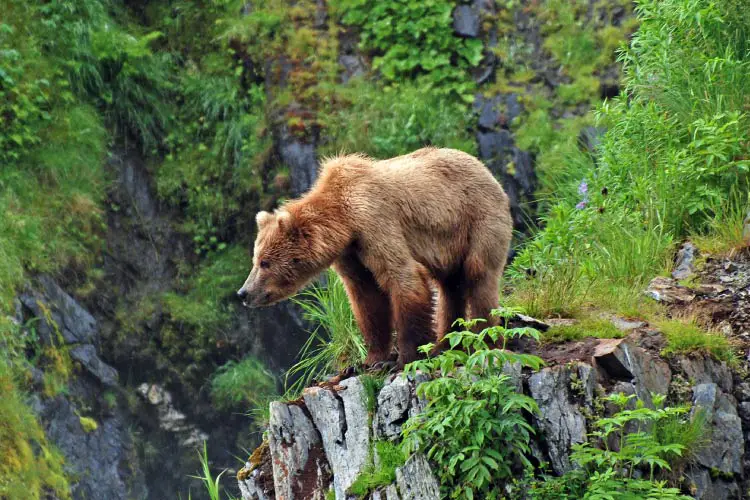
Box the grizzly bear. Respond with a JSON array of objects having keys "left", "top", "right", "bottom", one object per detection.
[{"left": 237, "top": 147, "right": 513, "bottom": 367}]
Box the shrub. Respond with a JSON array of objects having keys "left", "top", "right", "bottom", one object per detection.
[
  {"left": 521, "top": 393, "right": 703, "bottom": 500},
  {"left": 210, "top": 356, "right": 277, "bottom": 411},
  {"left": 333, "top": 0, "right": 483, "bottom": 101},
  {"left": 401, "top": 310, "right": 544, "bottom": 499}
]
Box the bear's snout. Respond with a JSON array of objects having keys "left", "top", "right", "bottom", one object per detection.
[
  {"left": 236, "top": 288, "right": 248, "bottom": 302},
  {"left": 237, "top": 284, "right": 273, "bottom": 307}
]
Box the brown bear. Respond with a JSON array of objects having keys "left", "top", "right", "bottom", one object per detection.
[{"left": 237, "top": 147, "right": 513, "bottom": 367}]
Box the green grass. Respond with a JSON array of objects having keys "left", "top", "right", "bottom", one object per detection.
[
  {"left": 542, "top": 317, "right": 624, "bottom": 343},
  {"left": 347, "top": 441, "right": 406, "bottom": 498},
  {"left": 657, "top": 318, "right": 738, "bottom": 365},
  {"left": 284, "top": 269, "right": 366, "bottom": 397},
  {"left": 210, "top": 356, "right": 277, "bottom": 412},
  {"left": 691, "top": 189, "right": 750, "bottom": 256}
]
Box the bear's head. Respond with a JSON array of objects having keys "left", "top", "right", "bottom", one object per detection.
[{"left": 237, "top": 209, "right": 323, "bottom": 307}]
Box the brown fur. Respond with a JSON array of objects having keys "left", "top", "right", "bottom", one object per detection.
[{"left": 238, "top": 147, "right": 513, "bottom": 367}]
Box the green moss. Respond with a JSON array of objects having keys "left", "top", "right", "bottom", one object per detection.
[
  {"left": 78, "top": 416, "right": 99, "bottom": 433},
  {"left": 543, "top": 318, "right": 624, "bottom": 343}
]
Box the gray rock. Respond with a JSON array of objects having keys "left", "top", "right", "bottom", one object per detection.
[
  {"left": 672, "top": 242, "right": 698, "bottom": 280},
  {"left": 692, "top": 383, "right": 744, "bottom": 475},
  {"left": 137, "top": 384, "right": 208, "bottom": 447},
  {"left": 268, "top": 402, "right": 330, "bottom": 500},
  {"left": 395, "top": 454, "right": 440, "bottom": 500},
  {"left": 687, "top": 466, "right": 741, "bottom": 500},
  {"left": 373, "top": 376, "right": 412, "bottom": 441},
  {"left": 477, "top": 130, "right": 514, "bottom": 163},
  {"left": 304, "top": 377, "right": 370, "bottom": 498},
  {"left": 20, "top": 275, "right": 97, "bottom": 345},
  {"left": 40, "top": 396, "right": 147, "bottom": 500},
  {"left": 239, "top": 465, "right": 274, "bottom": 500},
  {"left": 339, "top": 54, "right": 367, "bottom": 83},
  {"left": 645, "top": 276, "right": 696, "bottom": 303},
  {"left": 278, "top": 127, "right": 319, "bottom": 196},
  {"left": 677, "top": 355, "right": 733, "bottom": 393},
  {"left": 453, "top": 5, "right": 480, "bottom": 38},
  {"left": 593, "top": 338, "right": 671, "bottom": 407},
  {"left": 528, "top": 366, "right": 587, "bottom": 473},
  {"left": 70, "top": 344, "right": 119, "bottom": 387}
]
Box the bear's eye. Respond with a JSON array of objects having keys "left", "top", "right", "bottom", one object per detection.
[
  {"left": 259, "top": 260, "right": 270, "bottom": 269},
  {"left": 292, "top": 258, "right": 300, "bottom": 265}
]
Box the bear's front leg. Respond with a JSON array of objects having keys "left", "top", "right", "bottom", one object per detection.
[
  {"left": 333, "top": 255, "right": 394, "bottom": 367},
  {"left": 389, "top": 265, "right": 436, "bottom": 367}
]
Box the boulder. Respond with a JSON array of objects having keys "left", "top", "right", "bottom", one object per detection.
[
  {"left": 395, "top": 454, "right": 440, "bottom": 500},
  {"left": 453, "top": 5, "right": 480, "bottom": 38},
  {"left": 20, "top": 275, "right": 97, "bottom": 345},
  {"left": 70, "top": 344, "right": 119, "bottom": 387},
  {"left": 672, "top": 242, "right": 698, "bottom": 280},
  {"left": 304, "top": 377, "right": 370, "bottom": 498},
  {"left": 528, "top": 365, "right": 587, "bottom": 474},
  {"left": 267, "top": 402, "right": 330, "bottom": 500},
  {"left": 692, "top": 383, "right": 744, "bottom": 475},
  {"left": 593, "top": 338, "right": 671, "bottom": 407},
  {"left": 373, "top": 376, "right": 412, "bottom": 441}
]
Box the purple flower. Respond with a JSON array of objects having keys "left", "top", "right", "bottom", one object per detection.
[
  {"left": 578, "top": 180, "right": 588, "bottom": 196},
  {"left": 576, "top": 201, "right": 588, "bottom": 210}
]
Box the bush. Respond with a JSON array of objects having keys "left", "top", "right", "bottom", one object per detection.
[
  {"left": 510, "top": 0, "right": 750, "bottom": 315},
  {"left": 401, "top": 310, "right": 544, "bottom": 499},
  {"left": 210, "top": 356, "right": 277, "bottom": 411},
  {"left": 333, "top": 0, "right": 483, "bottom": 101},
  {"left": 521, "top": 393, "right": 704, "bottom": 500}
]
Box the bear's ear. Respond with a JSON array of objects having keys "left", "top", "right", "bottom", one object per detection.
[
  {"left": 255, "top": 211, "right": 274, "bottom": 228},
  {"left": 275, "top": 210, "right": 292, "bottom": 230}
]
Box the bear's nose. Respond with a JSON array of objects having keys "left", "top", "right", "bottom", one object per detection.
[{"left": 237, "top": 288, "right": 248, "bottom": 301}]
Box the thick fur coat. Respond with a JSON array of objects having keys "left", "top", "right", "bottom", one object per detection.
[{"left": 238, "top": 147, "right": 513, "bottom": 366}]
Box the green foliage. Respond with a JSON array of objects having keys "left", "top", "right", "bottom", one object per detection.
[
  {"left": 210, "top": 356, "right": 277, "bottom": 411},
  {"left": 334, "top": 0, "right": 482, "bottom": 101},
  {"left": 162, "top": 245, "right": 248, "bottom": 338},
  {"left": 657, "top": 318, "right": 738, "bottom": 365},
  {"left": 543, "top": 317, "right": 624, "bottom": 343},
  {"left": 285, "top": 270, "right": 366, "bottom": 397},
  {"left": 321, "top": 79, "right": 476, "bottom": 159},
  {"left": 522, "top": 393, "right": 701, "bottom": 500},
  {"left": 511, "top": 0, "right": 750, "bottom": 316},
  {"left": 347, "top": 441, "right": 406, "bottom": 497},
  {"left": 401, "top": 310, "right": 544, "bottom": 499},
  {"left": 78, "top": 416, "right": 99, "bottom": 433}
]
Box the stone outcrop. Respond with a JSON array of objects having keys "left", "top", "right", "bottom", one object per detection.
[{"left": 239, "top": 331, "right": 748, "bottom": 500}]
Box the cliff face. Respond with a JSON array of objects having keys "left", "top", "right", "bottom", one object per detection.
[{"left": 238, "top": 333, "right": 748, "bottom": 500}]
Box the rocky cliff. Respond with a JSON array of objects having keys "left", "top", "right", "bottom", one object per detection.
[{"left": 238, "top": 331, "right": 748, "bottom": 500}]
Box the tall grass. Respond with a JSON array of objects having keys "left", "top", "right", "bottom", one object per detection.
[
  {"left": 285, "top": 269, "right": 366, "bottom": 397},
  {"left": 511, "top": 0, "right": 750, "bottom": 319}
]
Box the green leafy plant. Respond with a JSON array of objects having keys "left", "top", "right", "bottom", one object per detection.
[
  {"left": 334, "top": 0, "right": 483, "bottom": 101},
  {"left": 285, "top": 270, "right": 366, "bottom": 397},
  {"left": 522, "top": 393, "right": 704, "bottom": 500},
  {"left": 400, "top": 309, "right": 544, "bottom": 498}
]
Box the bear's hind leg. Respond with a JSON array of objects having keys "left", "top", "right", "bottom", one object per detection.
[
  {"left": 464, "top": 259, "right": 502, "bottom": 329},
  {"left": 435, "top": 271, "right": 468, "bottom": 350},
  {"left": 388, "top": 264, "right": 435, "bottom": 367},
  {"left": 333, "top": 255, "right": 393, "bottom": 367}
]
